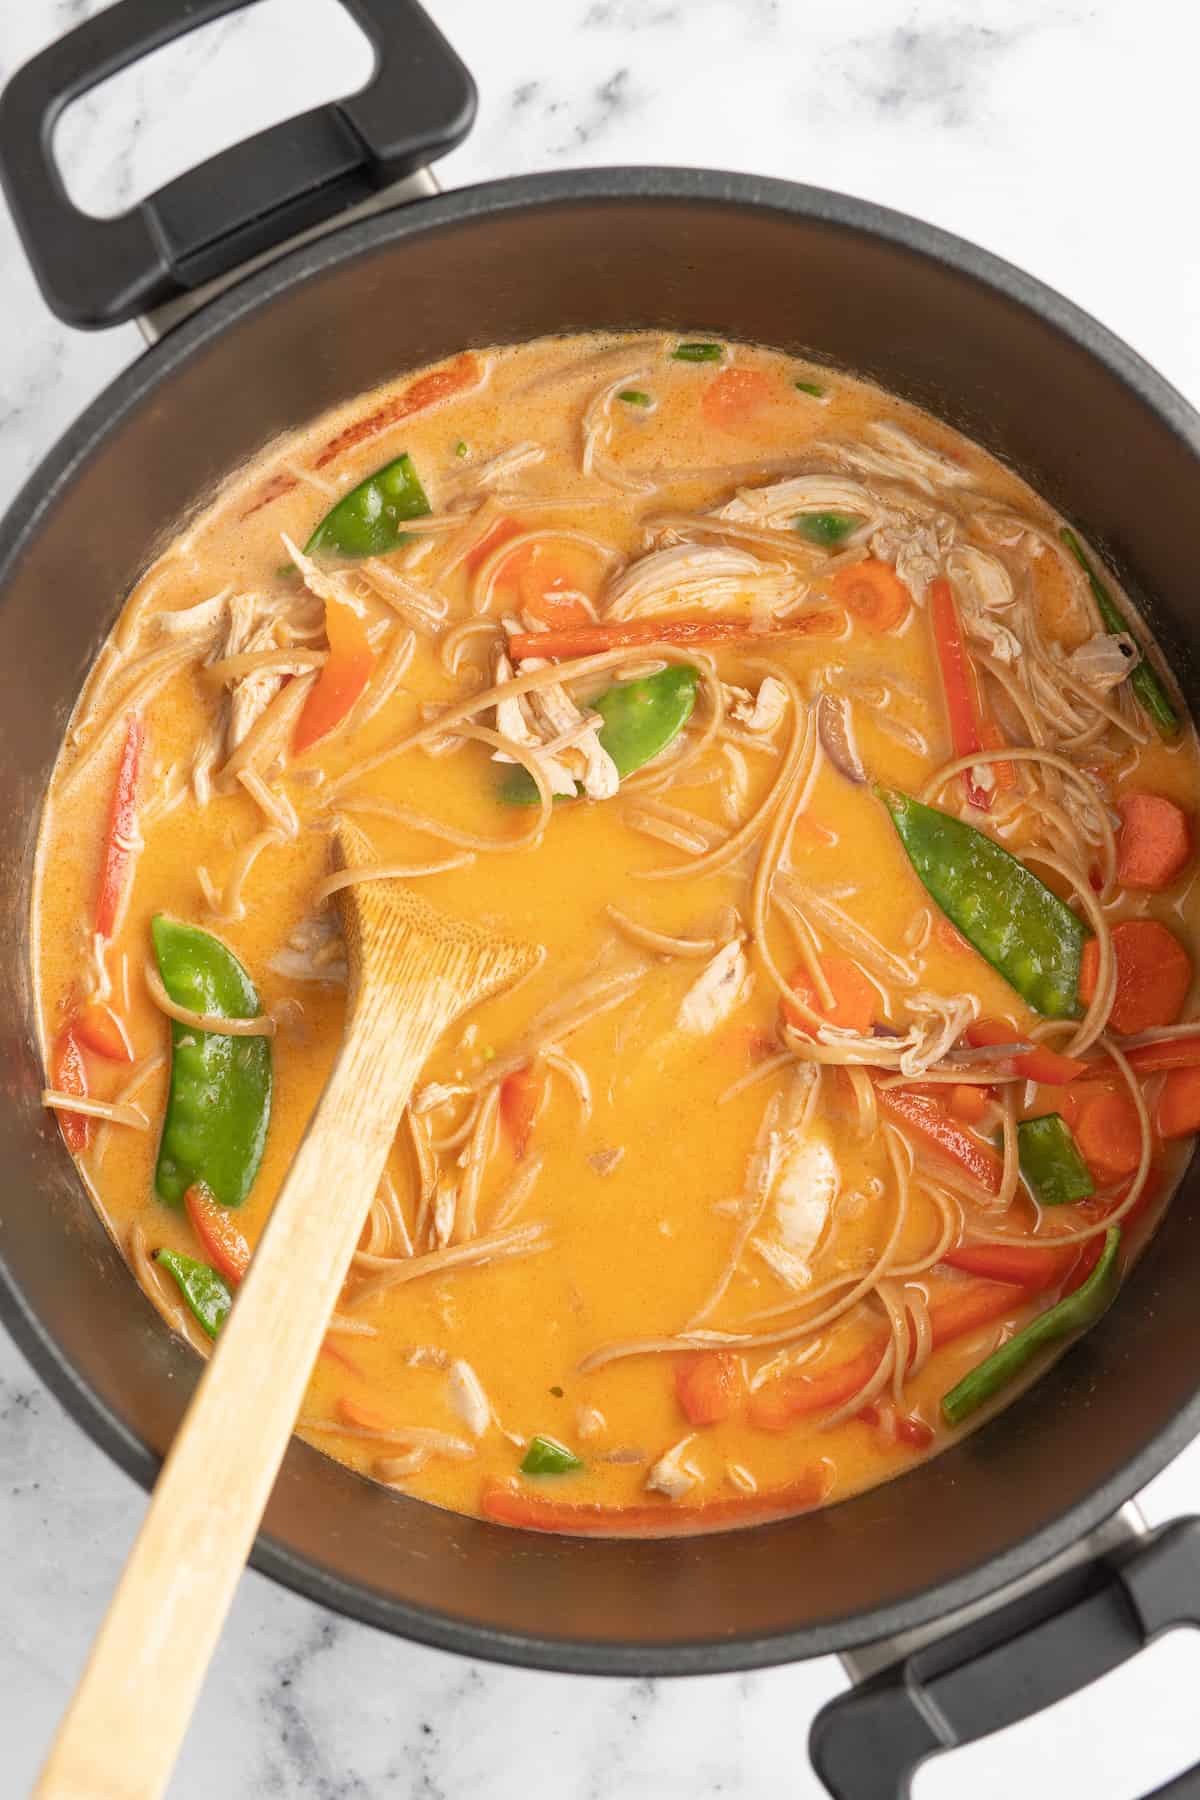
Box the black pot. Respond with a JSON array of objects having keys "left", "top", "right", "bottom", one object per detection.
[{"left": 3, "top": 5, "right": 1199, "bottom": 1795}]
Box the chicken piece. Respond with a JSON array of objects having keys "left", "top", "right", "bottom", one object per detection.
[
  {"left": 718, "top": 474, "right": 873, "bottom": 533},
  {"left": 678, "top": 939, "right": 753, "bottom": 1035},
  {"left": 604, "top": 544, "right": 800, "bottom": 621},
  {"left": 725, "top": 673, "right": 788, "bottom": 735},
  {"left": 645, "top": 1437, "right": 700, "bottom": 1501},
  {"left": 447, "top": 1360, "right": 491, "bottom": 1438}
]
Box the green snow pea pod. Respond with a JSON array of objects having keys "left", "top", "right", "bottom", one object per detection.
[
  {"left": 672, "top": 342, "right": 724, "bottom": 363},
  {"left": 942, "top": 1228, "right": 1120, "bottom": 1426},
  {"left": 152, "top": 916, "right": 272, "bottom": 1209},
  {"left": 154, "top": 1249, "right": 233, "bottom": 1340},
  {"left": 520, "top": 1435, "right": 584, "bottom": 1475},
  {"left": 1059, "top": 528, "right": 1178, "bottom": 739},
  {"left": 1016, "top": 1114, "right": 1095, "bottom": 1207},
  {"left": 304, "top": 451, "right": 431, "bottom": 559},
  {"left": 878, "top": 788, "right": 1088, "bottom": 1019},
  {"left": 499, "top": 664, "right": 698, "bottom": 805},
  {"left": 792, "top": 511, "right": 860, "bottom": 547}
]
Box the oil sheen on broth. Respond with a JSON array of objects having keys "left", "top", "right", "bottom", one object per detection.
[{"left": 34, "top": 333, "right": 1200, "bottom": 1535}]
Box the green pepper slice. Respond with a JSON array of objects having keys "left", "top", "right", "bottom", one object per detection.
[
  {"left": 520, "top": 1435, "right": 584, "bottom": 1475},
  {"left": 618, "top": 389, "right": 653, "bottom": 407},
  {"left": 304, "top": 451, "right": 431, "bottom": 559},
  {"left": 154, "top": 1249, "right": 233, "bottom": 1340},
  {"left": 1060, "top": 528, "right": 1179, "bottom": 739},
  {"left": 1017, "top": 1114, "right": 1095, "bottom": 1207},
  {"left": 673, "top": 342, "right": 723, "bottom": 363},
  {"left": 879, "top": 788, "right": 1088, "bottom": 1019},
  {"left": 794, "top": 379, "right": 825, "bottom": 397},
  {"left": 792, "top": 511, "right": 860, "bottom": 546},
  {"left": 152, "top": 916, "right": 272, "bottom": 1209},
  {"left": 942, "top": 1227, "right": 1120, "bottom": 1426},
  {"left": 499, "top": 665, "right": 698, "bottom": 805}
]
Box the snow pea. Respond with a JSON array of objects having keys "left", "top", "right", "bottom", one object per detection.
[
  {"left": 879, "top": 788, "right": 1088, "bottom": 1019},
  {"left": 521, "top": 1435, "right": 584, "bottom": 1475},
  {"left": 1017, "top": 1113, "right": 1095, "bottom": 1207},
  {"left": 1060, "top": 528, "right": 1179, "bottom": 739},
  {"left": 673, "top": 342, "right": 723, "bottom": 363},
  {"left": 792, "top": 511, "right": 859, "bottom": 546},
  {"left": 942, "top": 1227, "right": 1120, "bottom": 1426},
  {"left": 154, "top": 1249, "right": 233, "bottom": 1339},
  {"left": 152, "top": 916, "right": 272, "bottom": 1209},
  {"left": 500, "top": 664, "right": 698, "bottom": 805},
  {"left": 305, "top": 451, "right": 431, "bottom": 559}
]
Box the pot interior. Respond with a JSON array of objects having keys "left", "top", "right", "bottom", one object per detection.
[{"left": 3, "top": 174, "right": 1198, "bottom": 1669}]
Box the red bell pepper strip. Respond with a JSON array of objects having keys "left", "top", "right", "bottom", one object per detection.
[
  {"left": 50, "top": 1027, "right": 91, "bottom": 1152},
  {"left": 73, "top": 1000, "right": 134, "bottom": 1064},
  {"left": 480, "top": 1464, "right": 831, "bottom": 1535},
  {"left": 294, "top": 599, "right": 375, "bottom": 753},
  {"left": 929, "top": 577, "right": 994, "bottom": 810},
  {"left": 941, "top": 1241, "right": 1078, "bottom": 1289},
  {"left": 507, "top": 609, "right": 845, "bottom": 664},
  {"left": 876, "top": 1086, "right": 1003, "bottom": 1193},
  {"left": 184, "top": 1182, "right": 251, "bottom": 1286},
  {"left": 674, "top": 1351, "right": 744, "bottom": 1426},
  {"left": 965, "top": 1018, "right": 1089, "bottom": 1086},
  {"left": 500, "top": 1065, "right": 541, "bottom": 1160},
  {"left": 94, "top": 714, "right": 145, "bottom": 940}
]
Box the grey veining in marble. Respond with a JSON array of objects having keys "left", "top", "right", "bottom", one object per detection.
[{"left": 3, "top": 0, "right": 1200, "bottom": 1793}]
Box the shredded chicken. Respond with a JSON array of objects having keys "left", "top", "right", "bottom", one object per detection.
[
  {"left": 645, "top": 1436, "right": 700, "bottom": 1501},
  {"left": 719, "top": 474, "right": 873, "bottom": 534},
  {"left": 677, "top": 939, "right": 752, "bottom": 1034},
  {"left": 604, "top": 544, "right": 802, "bottom": 622},
  {"left": 1064, "top": 632, "right": 1139, "bottom": 693},
  {"left": 447, "top": 1359, "right": 491, "bottom": 1437},
  {"left": 724, "top": 674, "right": 789, "bottom": 735}
]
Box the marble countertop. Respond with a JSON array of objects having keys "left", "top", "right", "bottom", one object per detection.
[{"left": 3, "top": 2, "right": 1200, "bottom": 1794}]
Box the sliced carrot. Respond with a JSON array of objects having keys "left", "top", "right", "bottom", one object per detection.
[
  {"left": 50, "top": 1026, "right": 90, "bottom": 1153},
  {"left": 337, "top": 1395, "right": 390, "bottom": 1432},
  {"left": 929, "top": 576, "right": 989, "bottom": 809},
  {"left": 73, "top": 1000, "right": 134, "bottom": 1063},
  {"left": 480, "top": 1465, "right": 832, "bottom": 1535},
  {"left": 830, "top": 558, "right": 910, "bottom": 633},
  {"left": 1117, "top": 792, "right": 1192, "bottom": 891},
  {"left": 701, "top": 367, "right": 776, "bottom": 430},
  {"left": 94, "top": 713, "right": 145, "bottom": 939},
  {"left": 941, "top": 1241, "right": 1077, "bottom": 1289},
  {"left": 750, "top": 1278, "right": 1029, "bottom": 1432},
  {"left": 500, "top": 1064, "right": 541, "bottom": 1160},
  {"left": 464, "top": 513, "right": 525, "bottom": 577},
  {"left": 876, "top": 1087, "right": 1003, "bottom": 1194},
  {"left": 506, "top": 609, "right": 845, "bottom": 664},
  {"left": 948, "top": 1083, "right": 990, "bottom": 1126},
  {"left": 1157, "top": 1065, "right": 1200, "bottom": 1139},
  {"left": 1126, "top": 1036, "right": 1200, "bottom": 1074},
  {"left": 965, "top": 1018, "right": 1089, "bottom": 1086},
  {"left": 184, "top": 1182, "right": 251, "bottom": 1286},
  {"left": 674, "top": 1351, "right": 744, "bottom": 1426},
  {"left": 294, "top": 598, "right": 376, "bottom": 754},
  {"left": 1072, "top": 1086, "right": 1143, "bottom": 1182},
  {"left": 1080, "top": 919, "right": 1192, "bottom": 1035},
  {"left": 932, "top": 912, "right": 970, "bottom": 954},
  {"left": 516, "top": 541, "right": 600, "bottom": 628},
  {"left": 313, "top": 351, "right": 481, "bottom": 469},
  {"left": 783, "top": 956, "right": 876, "bottom": 1036}
]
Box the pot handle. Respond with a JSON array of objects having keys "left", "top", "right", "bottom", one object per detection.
[
  {"left": 0, "top": 0, "right": 475, "bottom": 329},
  {"left": 809, "top": 1516, "right": 1200, "bottom": 1800}
]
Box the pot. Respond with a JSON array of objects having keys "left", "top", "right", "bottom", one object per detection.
[{"left": 2, "top": 4, "right": 1199, "bottom": 1794}]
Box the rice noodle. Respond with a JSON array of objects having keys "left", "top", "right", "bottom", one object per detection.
[
  {"left": 349, "top": 1221, "right": 549, "bottom": 1308},
  {"left": 491, "top": 1155, "right": 546, "bottom": 1230},
  {"left": 440, "top": 616, "right": 501, "bottom": 678},
  {"left": 541, "top": 1046, "right": 593, "bottom": 1121},
  {"left": 205, "top": 647, "right": 326, "bottom": 682},
  {"left": 778, "top": 879, "right": 920, "bottom": 991},
  {"left": 43, "top": 1091, "right": 149, "bottom": 1128},
  {"left": 470, "top": 527, "right": 621, "bottom": 615},
  {"left": 93, "top": 1053, "right": 167, "bottom": 1165},
  {"left": 904, "top": 1285, "right": 934, "bottom": 1380},
  {"left": 820, "top": 1336, "right": 896, "bottom": 1431},
  {"left": 143, "top": 959, "right": 274, "bottom": 1036},
  {"left": 718, "top": 1052, "right": 792, "bottom": 1106},
  {"left": 454, "top": 1085, "right": 501, "bottom": 1242},
  {"left": 462, "top": 962, "right": 649, "bottom": 1097},
  {"left": 129, "top": 1219, "right": 209, "bottom": 1353},
  {"left": 1019, "top": 845, "right": 1115, "bottom": 1055},
  {"left": 408, "top": 1111, "right": 437, "bottom": 1250},
  {"left": 205, "top": 829, "right": 284, "bottom": 923},
  {"left": 997, "top": 1086, "right": 1021, "bottom": 1211},
  {"left": 604, "top": 905, "right": 720, "bottom": 958},
  {"left": 312, "top": 853, "right": 475, "bottom": 907},
  {"left": 218, "top": 673, "right": 315, "bottom": 786}
]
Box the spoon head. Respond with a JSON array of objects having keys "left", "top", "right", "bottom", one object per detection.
[{"left": 330, "top": 821, "right": 540, "bottom": 1019}]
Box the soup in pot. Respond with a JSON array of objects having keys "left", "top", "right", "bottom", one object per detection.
[{"left": 34, "top": 333, "right": 1200, "bottom": 1534}]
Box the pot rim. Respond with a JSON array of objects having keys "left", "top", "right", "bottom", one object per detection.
[{"left": 4, "top": 164, "right": 1200, "bottom": 1677}]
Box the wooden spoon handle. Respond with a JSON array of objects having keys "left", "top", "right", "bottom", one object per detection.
[{"left": 36, "top": 994, "right": 448, "bottom": 1800}]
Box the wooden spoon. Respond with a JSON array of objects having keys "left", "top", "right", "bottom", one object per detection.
[{"left": 37, "top": 824, "right": 538, "bottom": 1800}]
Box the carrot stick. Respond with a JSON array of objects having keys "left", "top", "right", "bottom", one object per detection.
[
  {"left": 783, "top": 956, "right": 876, "bottom": 1036},
  {"left": 499, "top": 1065, "right": 541, "bottom": 1160},
  {"left": 1116, "top": 792, "right": 1192, "bottom": 891},
  {"left": 94, "top": 713, "right": 145, "bottom": 940},
  {"left": 506, "top": 609, "right": 845, "bottom": 663},
  {"left": 480, "top": 1464, "right": 832, "bottom": 1535},
  {"left": 674, "top": 1350, "right": 744, "bottom": 1426},
  {"left": 1080, "top": 919, "right": 1192, "bottom": 1035},
  {"left": 184, "top": 1183, "right": 251, "bottom": 1286},
  {"left": 947, "top": 1083, "right": 990, "bottom": 1125},
  {"left": 876, "top": 1086, "right": 1004, "bottom": 1193},
  {"left": 294, "top": 598, "right": 375, "bottom": 754},
  {"left": 51, "top": 1027, "right": 91, "bottom": 1153},
  {"left": 929, "top": 577, "right": 990, "bottom": 809},
  {"left": 830, "top": 558, "right": 910, "bottom": 634}
]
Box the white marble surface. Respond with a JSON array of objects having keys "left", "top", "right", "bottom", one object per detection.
[{"left": 3, "top": 1, "right": 1200, "bottom": 1794}]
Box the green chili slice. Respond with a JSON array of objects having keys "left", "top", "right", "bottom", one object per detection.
[
  {"left": 1060, "top": 528, "right": 1178, "bottom": 739},
  {"left": 152, "top": 916, "right": 272, "bottom": 1208},
  {"left": 673, "top": 342, "right": 723, "bottom": 363},
  {"left": 499, "top": 665, "right": 698, "bottom": 805},
  {"left": 455, "top": 440, "right": 469, "bottom": 458},
  {"left": 792, "top": 511, "right": 860, "bottom": 546},
  {"left": 942, "top": 1228, "right": 1120, "bottom": 1426},
  {"left": 618, "top": 389, "right": 653, "bottom": 407},
  {"left": 1017, "top": 1114, "right": 1095, "bottom": 1207},
  {"left": 520, "top": 1435, "right": 584, "bottom": 1475},
  {"left": 154, "top": 1249, "right": 233, "bottom": 1340},
  {"left": 304, "top": 451, "right": 431, "bottom": 560},
  {"left": 794, "top": 380, "right": 825, "bottom": 397},
  {"left": 879, "top": 788, "right": 1088, "bottom": 1019}
]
